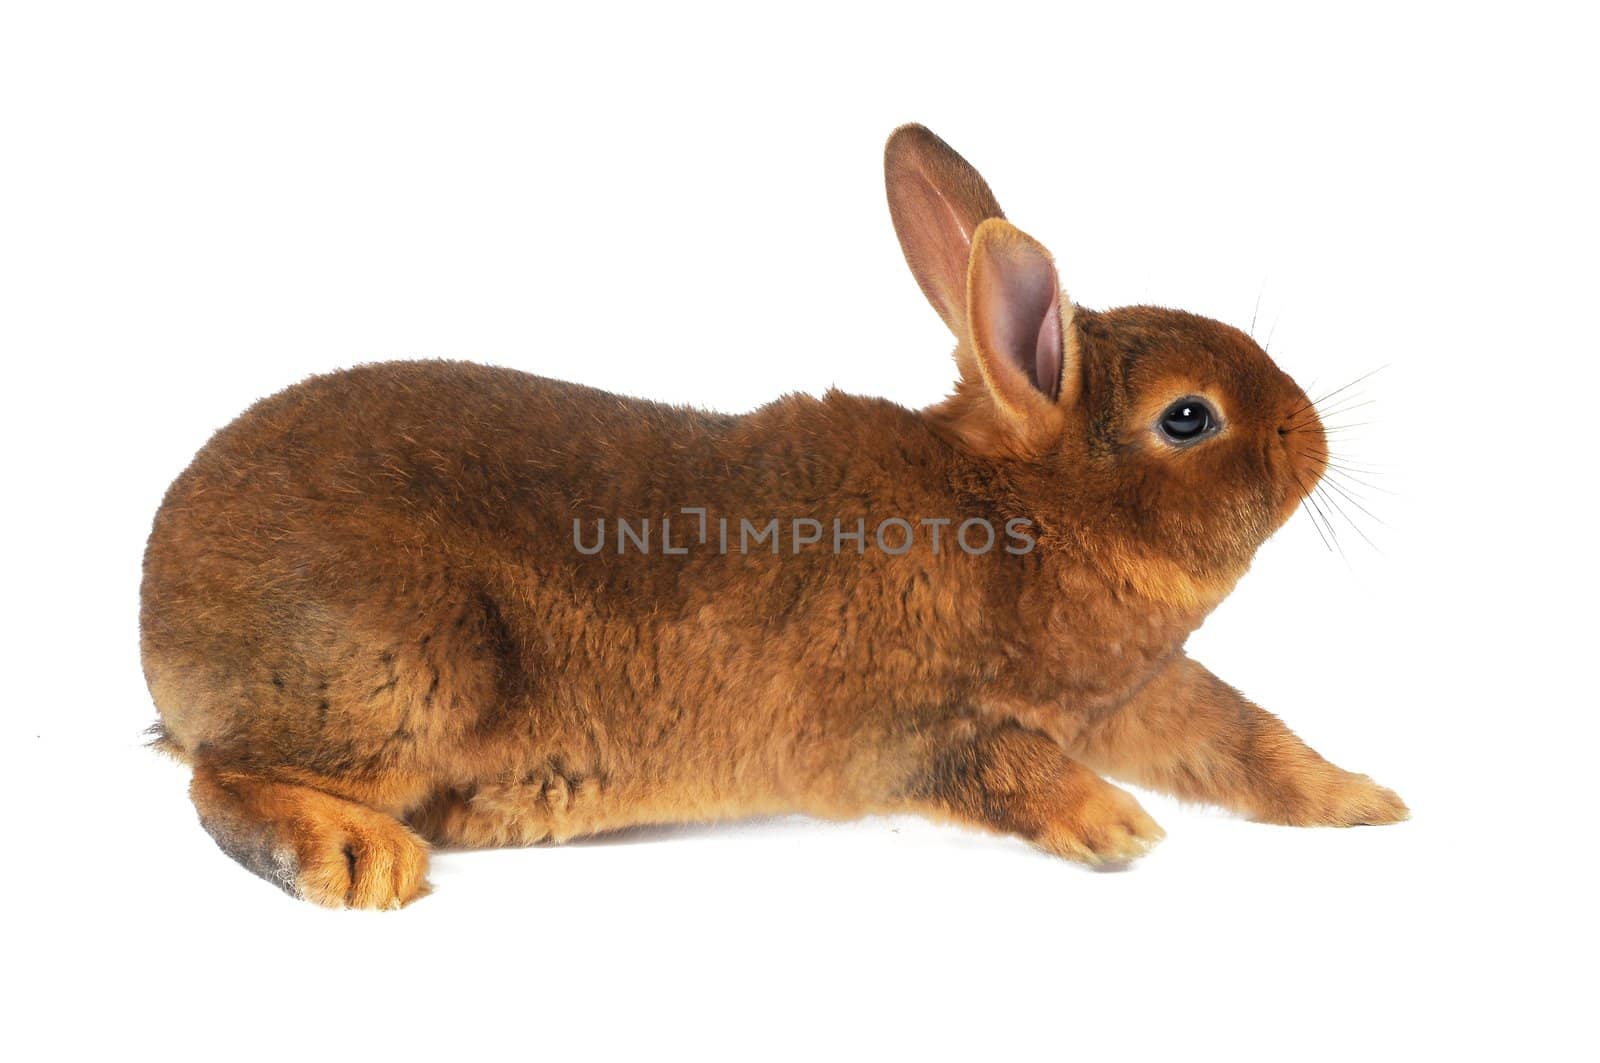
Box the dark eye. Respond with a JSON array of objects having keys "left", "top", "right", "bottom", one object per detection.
[{"left": 1158, "top": 398, "right": 1216, "bottom": 444}]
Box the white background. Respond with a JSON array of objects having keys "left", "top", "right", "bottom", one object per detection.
[{"left": 3, "top": 2, "right": 1595, "bottom": 1059}]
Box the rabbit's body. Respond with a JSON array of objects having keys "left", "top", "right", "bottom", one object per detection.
[
  {"left": 144, "top": 127, "right": 1405, "bottom": 908},
  {"left": 144, "top": 360, "right": 1193, "bottom": 851}
]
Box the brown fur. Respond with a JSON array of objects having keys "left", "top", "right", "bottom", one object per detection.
[{"left": 141, "top": 124, "right": 1404, "bottom": 908}]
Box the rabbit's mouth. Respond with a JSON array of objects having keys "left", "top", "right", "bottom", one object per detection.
[{"left": 1273, "top": 405, "right": 1330, "bottom": 528}]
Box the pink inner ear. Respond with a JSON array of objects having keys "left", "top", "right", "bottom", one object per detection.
[
  {"left": 1034, "top": 290, "right": 1061, "bottom": 400},
  {"left": 982, "top": 243, "right": 1062, "bottom": 400}
]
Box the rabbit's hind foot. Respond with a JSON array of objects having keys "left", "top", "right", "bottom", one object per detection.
[{"left": 190, "top": 761, "right": 431, "bottom": 909}]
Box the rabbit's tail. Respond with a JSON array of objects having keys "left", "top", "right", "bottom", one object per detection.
[{"left": 144, "top": 721, "right": 191, "bottom": 763}]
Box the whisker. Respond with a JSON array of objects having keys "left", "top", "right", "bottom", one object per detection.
[
  {"left": 1319, "top": 453, "right": 1391, "bottom": 468},
  {"left": 1315, "top": 363, "right": 1389, "bottom": 406},
  {"left": 1287, "top": 396, "right": 1375, "bottom": 430},
  {"left": 1292, "top": 447, "right": 1393, "bottom": 497},
  {"left": 1303, "top": 495, "right": 1336, "bottom": 553},
  {"left": 1321, "top": 482, "right": 1381, "bottom": 510},
  {"left": 1285, "top": 407, "right": 1364, "bottom": 434},
  {"left": 1302, "top": 476, "right": 1344, "bottom": 556},
  {"left": 1327, "top": 470, "right": 1388, "bottom": 483},
  {"left": 1312, "top": 397, "right": 1377, "bottom": 421},
  {"left": 1279, "top": 361, "right": 1390, "bottom": 559},
  {"left": 1318, "top": 484, "right": 1379, "bottom": 551},
  {"left": 1320, "top": 475, "right": 1389, "bottom": 528},
  {"left": 1306, "top": 444, "right": 1389, "bottom": 466},
  {"left": 1283, "top": 421, "right": 1375, "bottom": 438},
  {"left": 1305, "top": 493, "right": 1344, "bottom": 560},
  {"left": 1312, "top": 452, "right": 1387, "bottom": 476},
  {"left": 1285, "top": 364, "right": 1388, "bottom": 421},
  {"left": 1319, "top": 465, "right": 1396, "bottom": 496},
  {"left": 1315, "top": 470, "right": 1380, "bottom": 496},
  {"left": 1288, "top": 466, "right": 1334, "bottom": 552}
]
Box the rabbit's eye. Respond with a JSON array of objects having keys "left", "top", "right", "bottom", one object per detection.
[{"left": 1158, "top": 399, "right": 1216, "bottom": 444}]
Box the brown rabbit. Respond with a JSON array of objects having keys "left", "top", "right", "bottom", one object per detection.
[{"left": 141, "top": 124, "right": 1406, "bottom": 908}]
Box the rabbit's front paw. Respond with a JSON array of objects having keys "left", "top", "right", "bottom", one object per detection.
[
  {"left": 1296, "top": 772, "right": 1409, "bottom": 827},
  {"left": 1259, "top": 769, "right": 1409, "bottom": 828},
  {"left": 1035, "top": 779, "right": 1166, "bottom": 866}
]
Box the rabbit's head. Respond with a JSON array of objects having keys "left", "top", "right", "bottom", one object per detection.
[{"left": 886, "top": 125, "right": 1327, "bottom": 606}]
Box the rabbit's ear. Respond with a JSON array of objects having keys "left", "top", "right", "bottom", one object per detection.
[
  {"left": 964, "top": 218, "right": 1076, "bottom": 446},
  {"left": 885, "top": 125, "right": 1005, "bottom": 335}
]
